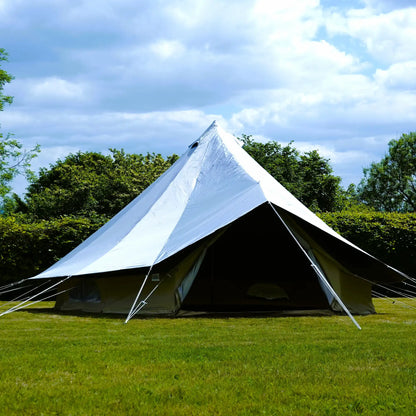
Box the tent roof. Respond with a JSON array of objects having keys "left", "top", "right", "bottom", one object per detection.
[{"left": 31, "top": 121, "right": 388, "bottom": 279}]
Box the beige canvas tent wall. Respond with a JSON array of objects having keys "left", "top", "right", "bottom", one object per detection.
[
  {"left": 55, "top": 234, "right": 217, "bottom": 315},
  {"left": 20, "top": 122, "right": 407, "bottom": 323}
]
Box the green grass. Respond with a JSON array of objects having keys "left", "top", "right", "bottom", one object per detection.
[{"left": 1, "top": 300, "right": 416, "bottom": 415}]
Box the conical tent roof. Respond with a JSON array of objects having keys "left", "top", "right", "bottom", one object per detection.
[{"left": 31, "top": 121, "right": 394, "bottom": 279}]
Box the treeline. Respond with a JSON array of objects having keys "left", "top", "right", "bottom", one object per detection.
[
  {"left": 1, "top": 211, "right": 415, "bottom": 284},
  {"left": 0, "top": 216, "right": 104, "bottom": 284},
  {"left": 319, "top": 211, "right": 416, "bottom": 278},
  {"left": 4, "top": 150, "right": 179, "bottom": 220}
]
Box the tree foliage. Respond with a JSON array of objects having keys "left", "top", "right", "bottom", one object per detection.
[
  {"left": 0, "top": 48, "right": 40, "bottom": 206},
  {"left": 0, "top": 215, "right": 105, "bottom": 283},
  {"left": 241, "top": 135, "right": 343, "bottom": 212},
  {"left": 16, "top": 149, "right": 178, "bottom": 220},
  {"left": 319, "top": 210, "right": 416, "bottom": 277},
  {"left": 0, "top": 136, "right": 40, "bottom": 202},
  {"left": 357, "top": 132, "right": 416, "bottom": 212},
  {"left": 0, "top": 48, "right": 14, "bottom": 111}
]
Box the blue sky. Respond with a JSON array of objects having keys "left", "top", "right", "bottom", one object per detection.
[{"left": 1, "top": 0, "right": 415, "bottom": 193}]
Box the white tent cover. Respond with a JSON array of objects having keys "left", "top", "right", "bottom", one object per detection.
[{"left": 32, "top": 121, "right": 372, "bottom": 279}]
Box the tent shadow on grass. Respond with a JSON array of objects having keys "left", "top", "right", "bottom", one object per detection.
[{"left": 22, "top": 306, "right": 340, "bottom": 320}]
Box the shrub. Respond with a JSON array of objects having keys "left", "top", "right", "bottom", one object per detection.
[
  {"left": 318, "top": 211, "right": 416, "bottom": 277},
  {"left": 0, "top": 215, "right": 105, "bottom": 284}
]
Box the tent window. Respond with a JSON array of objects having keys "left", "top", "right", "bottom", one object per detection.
[{"left": 70, "top": 280, "right": 101, "bottom": 303}]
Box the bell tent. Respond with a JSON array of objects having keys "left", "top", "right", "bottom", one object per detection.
[{"left": 3, "top": 122, "right": 407, "bottom": 325}]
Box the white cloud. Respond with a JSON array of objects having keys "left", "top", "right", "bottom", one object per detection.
[
  {"left": 325, "top": 6, "right": 416, "bottom": 64},
  {"left": 375, "top": 61, "right": 416, "bottom": 90},
  {"left": 1, "top": 0, "right": 416, "bottom": 194},
  {"left": 29, "top": 77, "right": 90, "bottom": 104},
  {"left": 2, "top": 108, "right": 225, "bottom": 154},
  {"left": 149, "top": 40, "right": 186, "bottom": 60},
  {"left": 252, "top": 0, "right": 322, "bottom": 41},
  {"left": 8, "top": 77, "right": 93, "bottom": 108}
]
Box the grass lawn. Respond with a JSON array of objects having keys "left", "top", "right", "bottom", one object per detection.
[{"left": 0, "top": 299, "right": 416, "bottom": 415}]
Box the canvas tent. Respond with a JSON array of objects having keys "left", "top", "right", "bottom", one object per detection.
[{"left": 3, "top": 121, "right": 408, "bottom": 325}]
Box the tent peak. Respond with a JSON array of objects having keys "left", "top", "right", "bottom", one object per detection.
[
  {"left": 188, "top": 120, "right": 218, "bottom": 148},
  {"left": 188, "top": 120, "right": 243, "bottom": 149}
]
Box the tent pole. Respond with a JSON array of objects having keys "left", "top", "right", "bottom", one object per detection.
[
  {"left": 125, "top": 266, "right": 154, "bottom": 323},
  {"left": 128, "top": 276, "right": 167, "bottom": 318},
  {"left": 267, "top": 202, "right": 361, "bottom": 330},
  {"left": 310, "top": 263, "right": 361, "bottom": 330}
]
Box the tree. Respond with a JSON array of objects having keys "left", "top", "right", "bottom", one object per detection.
[
  {"left": 357, "top": 132, "right": 416, "bottom": 212},
  {"left": 17, "top": 149, "right": 179, "bottom": 219},
  {"left": 1, "top": 136, "right": 40, "bottom": 204},
  {"left": 241, "top": 135, "right": 343, "bottom": 212},
  {"left": 0, "top": 49, "right": 13, "bottom": 111},
  {"left": 0, "top": 48, "right": 39, "bottom": 208}
]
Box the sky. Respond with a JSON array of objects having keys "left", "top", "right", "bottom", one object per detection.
[{"left": 1, "top": 0, "right": 415, "bottom": 194}]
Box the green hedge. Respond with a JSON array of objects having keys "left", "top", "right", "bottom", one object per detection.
[
  {"left": 1, "top": 211, "right": 415, "bottom": 286},
  {"left": 318, "top": 211, "right": 416, "bottom": 278},
  {"left": 0, "top": 216, "right": 105, "bottom": 284}
]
